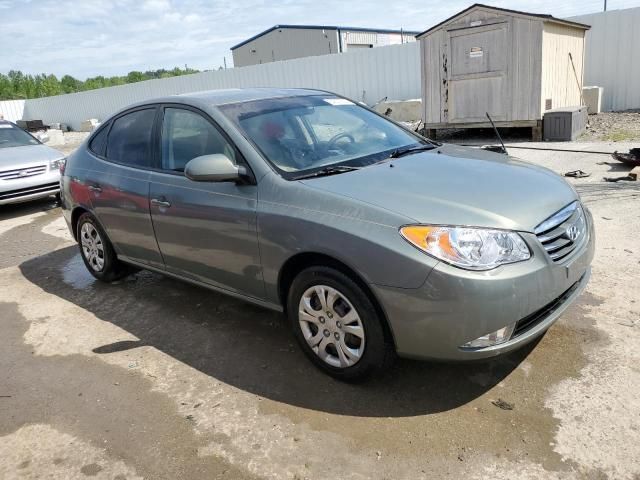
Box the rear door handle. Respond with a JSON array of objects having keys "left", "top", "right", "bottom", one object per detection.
[
  {"left": 151, "top": 198, "right": 171, "bottom": 208},
  {"left": 88, "top": 185, "right": 102, "bottom": 193}
]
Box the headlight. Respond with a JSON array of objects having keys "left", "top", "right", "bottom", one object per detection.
[
  {"left": 400, "top": 225, "right": 531, "bottom": 270},
  {"left": 50, "top": 157, "right": 66, "bottom": 171}
]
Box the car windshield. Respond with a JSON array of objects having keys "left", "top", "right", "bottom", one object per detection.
[
  {"left": 218, "top": 95, "right": 427, "bottom": 177},
  {"left": 0, "top": 123, "right": 40, "bottom": 149}
]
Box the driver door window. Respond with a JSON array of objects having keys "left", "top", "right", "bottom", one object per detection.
[{"left": 161, "top": 108, "right": 236, "bottom": 172}]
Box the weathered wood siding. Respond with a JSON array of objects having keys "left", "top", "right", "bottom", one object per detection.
[
  {"left": 540, "top": 23, "right": 586, "bottom": 114},
  {"left": 510, "top": 18, "right": 543, "bottom": 121},
  {"left": 420, "top": 30, "right": 443, "bottom": 124}
]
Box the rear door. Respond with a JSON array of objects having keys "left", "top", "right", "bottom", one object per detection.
[
  {"left": 148, "top": 105, "right": 263, "bottom": 298},
  {"left": 87, "top": 107, "right": 163, "bottom": 268},
  {"left": 445, "top": 21, "right": 510, "bottom": 123}
]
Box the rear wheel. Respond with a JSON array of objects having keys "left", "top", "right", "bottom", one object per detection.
[
  {"left": 287, "top": 266, "right": 393, "bottom": 381},
  {"left": 77, "top": 212, "right": 131, "bottom": 282}
]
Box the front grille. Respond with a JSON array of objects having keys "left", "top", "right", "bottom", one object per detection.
[
  {"left": 0, "top": 165, "right": 47, "bottom": 180},
  {"left": 535, "top": 202, "right": 587, "bottom": 263},
  {"left": 0, "top": 182, "right": 59, "bottom": 201},
  {"left": 513, "top": 275, "right": 583, "bottom": 337}
]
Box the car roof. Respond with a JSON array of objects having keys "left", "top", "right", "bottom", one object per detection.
[
  {"left": 134, "top": 87, "right": 331, "bottom": 109},
  {"left": 107, "top": 88, "right": 337, "bottom": 123}
]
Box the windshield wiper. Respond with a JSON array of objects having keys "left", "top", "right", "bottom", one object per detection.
[
  {"left": 389, "top": 144, "right": 437, "bottom": 159},
  {"left": 292, "top": 165, "right": 361, "bottom": 180}
]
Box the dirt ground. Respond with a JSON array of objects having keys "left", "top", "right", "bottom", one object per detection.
[
  {"left": 428, "top": 111, "right": 640, "bottom": 145},
  {"left": 0, "top": 140, "right": 639, "bottom": 479}
]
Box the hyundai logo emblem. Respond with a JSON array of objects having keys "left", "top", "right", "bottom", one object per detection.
[{"left": 566, "top": 224, "right": 579, "bottom": 241}]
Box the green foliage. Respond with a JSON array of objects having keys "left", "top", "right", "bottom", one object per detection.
[{"left": 0, "top": 67, "right": 201, "bottom": 100}]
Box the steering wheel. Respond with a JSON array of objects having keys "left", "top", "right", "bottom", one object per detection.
[{"left": 327, "top": 132, "right": 355, "bottom": 150}]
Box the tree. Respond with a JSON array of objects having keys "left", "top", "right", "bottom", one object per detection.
[
  {"left": 60, "top": 75, "right": 81, "bottom": 94},
  {"left": 0, "top": 66, "right": 200, "bottom": 100}
]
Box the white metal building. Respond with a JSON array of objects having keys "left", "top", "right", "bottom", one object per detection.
[
  {"left": 569, "top": 7, "right": 640, "bottom": 112},
  {"left": 231, "top": 24, "right": 419, "bottom": 67}
]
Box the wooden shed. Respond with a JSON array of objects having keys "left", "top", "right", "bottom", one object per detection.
[{"left": 417, "top": 4, "right": 590, "bottom": 139}]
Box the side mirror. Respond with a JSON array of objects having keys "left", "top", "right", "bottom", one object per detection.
[
  {"left": 184, "top": 154, "right": 247, "bottom": 182},
  {"left": 37, "top": 133, "right": 50, "bottom": 143}
]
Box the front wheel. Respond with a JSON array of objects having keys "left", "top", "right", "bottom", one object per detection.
[
  {"left": 77, "top": 212, "right": 131, "bottom": 282},
  {"left": 287, "top": 266, "right": 394, "bottom": 381}
]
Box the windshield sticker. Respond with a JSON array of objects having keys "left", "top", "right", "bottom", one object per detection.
[
  {"left": 324, "top": 98, "right": 354, "bottom": 106},
  {"left": 0, "top": 124, "right": 12, "bottom": 129}
]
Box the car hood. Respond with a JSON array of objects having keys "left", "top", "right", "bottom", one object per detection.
[
  {"left": 0, "top": 144, "right": 65, "bottom": 170},
  {"left": 300, "top": 144, "right": 578, "bottom": 232}
]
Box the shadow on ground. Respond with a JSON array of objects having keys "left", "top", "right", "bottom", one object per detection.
[
  {"left": 0, "top": 197, "right": 59, "bottom": 221},
  {"left": 19, "top": 246, "right": 537, "bottom": 418}
]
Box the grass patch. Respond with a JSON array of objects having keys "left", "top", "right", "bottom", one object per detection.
[{"left": 601, "top": 129, "right": 636, "bottom": 142}]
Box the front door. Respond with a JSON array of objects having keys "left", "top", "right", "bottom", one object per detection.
[
  {"left": 88, "top": 107, "right": 163, "bottom": 268},
  {"left": 445, "top": 21, "right": 510, "bottom": 123},
  {"left": 148, "top": 106, "right": 263, "bottom": 298}
]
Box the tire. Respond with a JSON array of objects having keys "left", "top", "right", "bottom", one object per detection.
[
  {"left": 286, "top": 266, "right": 394, "bottom": 381},
  {"left": 77, "top": 212, "right": 131, "bottom": 282}
]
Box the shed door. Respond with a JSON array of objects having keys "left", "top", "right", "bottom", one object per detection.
[{"left": 444, "top": 22, "right": 510, "bottom": 123}]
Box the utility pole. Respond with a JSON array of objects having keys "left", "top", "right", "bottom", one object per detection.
[
  {"left": 223, "top": 57, "right": 227, "bottom": 70},
  {"left": 604, "top": 0, "right": 607, "bottom": 11}
]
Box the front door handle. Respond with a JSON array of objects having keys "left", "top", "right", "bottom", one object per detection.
[
  {"left": 151, "top": 198, "right": 171, "bottom": 208},
  {"left": 88, "top": 184, "right": 102, "bottom": 193}
]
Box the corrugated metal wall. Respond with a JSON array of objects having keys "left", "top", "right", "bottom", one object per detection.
[
  {"left": 0, "top": 43, "right": 419, "bottom": 131},
  {"left": 569, "top": 7, "right": 640, "bottom": 111},
  {"left": 0, "top": 100, "right": 26, "bottom": 123}
]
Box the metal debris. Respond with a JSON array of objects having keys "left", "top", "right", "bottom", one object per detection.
[
  {"left": 564, "top": 170, "right": 590, "bottom": 178},
  {"left": 611, "top": 149, "right": 640, "bottom": 167},
  {"left": 491, "top": 398, "right": 514, "bottom": 410},
  {"left": 603, "top": 175, "right": 635, "bottom": 182}
]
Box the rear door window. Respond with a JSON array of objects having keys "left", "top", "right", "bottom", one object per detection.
[
  {"left": 160, "top": 108, "right": 236, "bottom": 172},
  {"left": 106, "top": 108, "right": 156, "bottom": 168}
]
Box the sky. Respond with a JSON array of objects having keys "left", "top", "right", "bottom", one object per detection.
[{"left": 0, "top": 0, "right": 637, "bottom": 79}]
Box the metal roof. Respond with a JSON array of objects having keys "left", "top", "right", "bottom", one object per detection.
[
  {"left": 416, "top": 4, "right": 591, "bottom": 39},
  {"left": 231, "top": 24, "right": 421, "bottom": 50}
]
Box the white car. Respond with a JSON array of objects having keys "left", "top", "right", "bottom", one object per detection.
[{"left": 0, "top": 120, "right": 65, "bottom": 205}]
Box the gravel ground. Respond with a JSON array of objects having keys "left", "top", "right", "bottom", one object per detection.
[
  {"left": 580, "top": 110, "right": 640, "bottom": 142},
  {"left": 0, "top": 141, "right": 638, "bottom": 479}
]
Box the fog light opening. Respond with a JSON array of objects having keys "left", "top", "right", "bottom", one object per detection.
[{"left": 461, "top": 323, "right": 516, "bottom": 349}]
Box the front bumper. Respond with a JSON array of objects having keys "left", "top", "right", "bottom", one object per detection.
[
  {"left": 0, "top": 171, "right": 60, "bottom": 205},
  {"left": 373, "top": 208, "right": 595, "bottom": 361}
]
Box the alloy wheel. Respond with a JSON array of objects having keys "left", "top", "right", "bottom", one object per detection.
[{"left": 80, "top": 222, "right": 105, "bottom": 272}]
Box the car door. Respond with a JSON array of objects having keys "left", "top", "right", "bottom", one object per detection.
[
  {"left": 87, "top": 106, "right": 164, "bottom": 269},
  {"left": 148, "top": 105, "right": 263, "bottom": 298}
]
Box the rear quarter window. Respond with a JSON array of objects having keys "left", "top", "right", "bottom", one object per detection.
[{"left": 89, "top": 124, "right": 109, "bottom": 157}]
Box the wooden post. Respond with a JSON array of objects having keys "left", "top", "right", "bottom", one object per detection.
[{"left": 532, "top": 120, "right": 543, "bottom": 142}]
